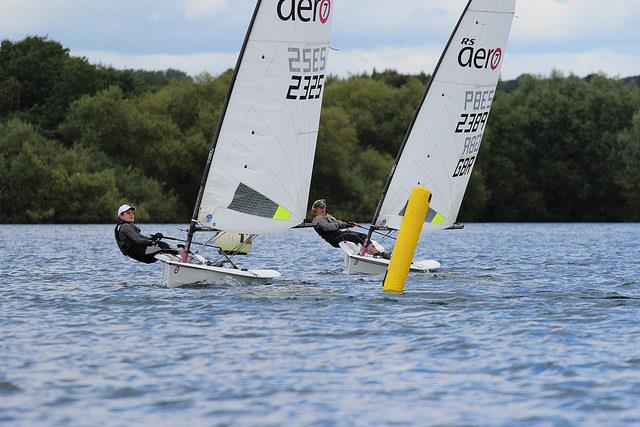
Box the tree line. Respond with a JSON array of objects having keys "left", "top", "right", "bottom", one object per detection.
[{"left": 1, "top": 36, "right": 639, "bottom": 223}]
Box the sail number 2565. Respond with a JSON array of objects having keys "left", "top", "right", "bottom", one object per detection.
[{"left": 286, "top": 47, "right": 327, "bottom": 101}]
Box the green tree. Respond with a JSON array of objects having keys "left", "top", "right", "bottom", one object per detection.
[
  {"left": 0, "top": 119, "right": 183, "bottom": 223},
  {"left": 311, "top": 104, "right": 394, "bottom": 220},
  {"left": 340, "top": 147, "right": 393, "bottom": 221},
  {"left": 475, "top": 76, "right": 543, "bottom": 220},
  {"left": 614, "top": 111, "right": 640, "bottom": 220},
  {"left": 59, "top": 86, "right": 139, "bottom": 159},
  {"left": 0, "top": 37, "right": 109, "bottom": 133},
  {"left": 477, "top": 73, "right": 640, "bottom": 221},
  {"left": 310, "top": 106, "right": 358, "bottom": 215},
  {"left": 0, "top": 76, "right": 21, "bottom": 116},
  {"left": 324, "top": 77, "right": 404, "bottom": 156},
  {"left": 5, "top": 36, "right": 640, "bottom": 224}
]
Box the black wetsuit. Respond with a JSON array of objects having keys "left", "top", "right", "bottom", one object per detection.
[
  {"left": 311, "top": 214, "right": 367, "bottom": 248},
  {"left": 115, "top": 221, "right": 164, "bottom": 264}
]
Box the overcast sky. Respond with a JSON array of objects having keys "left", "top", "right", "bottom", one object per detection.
[{"left": 2, "top": 0, "right": 640, "bottom": 80}]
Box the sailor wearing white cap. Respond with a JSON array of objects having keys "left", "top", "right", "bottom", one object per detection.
[{"left": 114, "top": 204, "right": 175, "bottom": 263}]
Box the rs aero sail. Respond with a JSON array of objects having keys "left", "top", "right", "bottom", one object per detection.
[
  {"left": 341, "top": 0, "right": 516, "bottom": 275},
  {"left": 156, "top": 0, "right": 334, "bottom": 287}
]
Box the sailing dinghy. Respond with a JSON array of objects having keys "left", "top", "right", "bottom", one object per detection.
[
  {"left": 157, "top": 0, "right": 334, "bottom": 287},
  {"left": 342, "top": 0, "right": 516, "bottom": 275}
]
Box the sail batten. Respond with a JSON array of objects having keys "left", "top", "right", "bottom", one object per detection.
[{"left": 375, "top": 0, "right": 515, "bottom": 233}]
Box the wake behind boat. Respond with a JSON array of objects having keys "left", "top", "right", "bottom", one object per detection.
[
  {"left": 348, "top": 0, "right": 516, "bottom": 275},
  {"left": 157, "top": 0, "right": 334, "bottom": 287}
]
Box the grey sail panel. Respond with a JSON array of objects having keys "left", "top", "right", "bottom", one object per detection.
[{"left": 228, "top": 183, "right": 279, "bottom": 219}]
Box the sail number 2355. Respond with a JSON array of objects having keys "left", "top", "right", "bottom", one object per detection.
[{"left": 286, "top": 47, "right": 327, "bottom": 101}]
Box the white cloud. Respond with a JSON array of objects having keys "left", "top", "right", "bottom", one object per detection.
[
  {"left": 5, "top": 0, "right": 640, "bottom": 79},
  {"left": 0, "top": 0, "right": 44, "bottom": 36},
  {"left": 76, "top": 50, "right": 238, "bottom": 76},
  {"left": 77, "top": 45, "right": 639, "bottom": 82},
  {"left": 328, "top": 45, "right": 442, "bottom": 77},
  {"left": 149, "top": 11, "right": 164, "bottom": 23},
  {"left": 513, "top": 0, "right": 640, "bottom": 42},
  {"left": 503, "top": 50, "right": 640, "bottom": 80},
  {"left": 333, "top": 0, "right": 467, "bottom": 42},
  {"left": 330, "top": 46, "right": 640, "bottom": 80},
  {"left": 184, "top": 0, "right": 229, "bottom": 21}
]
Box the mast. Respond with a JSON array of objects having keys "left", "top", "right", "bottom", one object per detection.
[
  {"left": 362, "top": 0, "right": 473, "bottom": 248},
  {"left": 182, "top": 0, "right": 264, "bottom": 262}
]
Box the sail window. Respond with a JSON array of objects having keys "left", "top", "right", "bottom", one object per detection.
[{"left": 228, "top": 183, "right": 291, "bottom": 221}]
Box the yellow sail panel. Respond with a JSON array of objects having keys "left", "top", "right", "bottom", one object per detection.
[
  {"left": 273, "top": 206, "right": 291, "bottom": 221},
  {"left": 431, "top": 213, "right": 445, "bottom": 225}
]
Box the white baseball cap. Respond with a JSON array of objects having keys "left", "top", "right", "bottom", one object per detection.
[{"left": 117, "top": 204, "right": 136, "bottom": 216}]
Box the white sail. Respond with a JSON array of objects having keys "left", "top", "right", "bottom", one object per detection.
[
  {"left": 197, "top": 0, "right": 334, "bottom": 234},
  {"left": 376, "top": 0, "right": 515, "bottom": 233}
]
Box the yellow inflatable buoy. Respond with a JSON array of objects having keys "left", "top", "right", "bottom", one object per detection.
[{"left": 383, "top": 186, "right": 431, "bottom": 294}]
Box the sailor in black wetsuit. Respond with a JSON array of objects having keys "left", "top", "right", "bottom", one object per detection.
[
  {"left": 310, "top": 199, "right": 389, "bottom": 258},
  {"left": 114, "top": 204, "right": 175, "bottom": 264}
]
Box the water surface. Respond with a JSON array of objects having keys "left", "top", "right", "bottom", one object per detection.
[{"left": 1, "top": 223, "right": 639, "bottom": 426}]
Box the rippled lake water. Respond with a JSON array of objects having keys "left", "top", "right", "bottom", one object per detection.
[{"left": 1, "top": 223, "right": 639, "bottom": 426}]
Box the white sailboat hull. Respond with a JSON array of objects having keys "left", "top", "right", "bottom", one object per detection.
[
  {"left": 339, "top": 242, "right": 441, "bottom": 275},
  {"left": 155, "top": 254, "right": 280, "bottom": 288}
]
